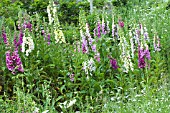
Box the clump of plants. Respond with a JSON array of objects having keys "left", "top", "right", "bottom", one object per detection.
[{"left": 0, "top": 0, "right": 170, "bottom": 112}]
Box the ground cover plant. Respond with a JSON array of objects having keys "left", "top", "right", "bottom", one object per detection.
[{"left": 0, "top": 0, "right": 170, "bottom": 112}]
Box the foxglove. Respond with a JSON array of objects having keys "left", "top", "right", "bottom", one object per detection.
[
  {"left": 97, "top": 21, "right": 101, "bottom": 38},
  {"left": 47, "top": 33, "right": 51, "bottom": 45},
  {"left": 6, "top": 50, "right": 24, "bottom": 74},
  {"left": 80, "top": 30, "right": 88, "bottom": 54},
  {"left": 54, "top": 29, "right": 66, "bottom": 43},
  {"left": 94, "top": 52, "right": 100, "bottom": 62},
  {"left": 2, "top": 31, "right": 8, "bottom": 45},
  {"left": 102, "top": 18, "right": 106, "bottom": 34},
  {"left": 118, "top": 20, "right": 124, "bottom": 28},
  {"left": 110, "top": 58, "right": 118, "bottom": 70},
  {"left": 22, "top": 34, "right": 34, "bottom": 56}
]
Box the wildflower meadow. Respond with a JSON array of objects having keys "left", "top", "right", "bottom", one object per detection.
[{"left": 0, "top": 0, "right": 170, "bottom": 112}]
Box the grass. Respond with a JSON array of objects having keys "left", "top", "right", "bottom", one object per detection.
[
  {"left": 103, "top": 82, "right": 170, "bottom": 113},
  {"left": 0, "top": 76, "right": 170, "bottom": 112}
]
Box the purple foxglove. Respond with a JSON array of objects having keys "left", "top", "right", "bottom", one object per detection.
[
  {"left": 2, "top": 31, "right": 8, "bottom": 45},
  {"left": 42, "top": 30, "right": 45, "bottom": 35},
  {"left": 26, "top": 22, "right": 32, "bottom": 31},
  {"left": 6, "top": 50, "right": 24, "bottom": 74},
  {"left": 91, "top": 44, "right": 96, "bottom": 52},
  {"left": 118, "top": 20, "right": 124, "bottom": 28},
  {"left": 110, "top": 58, "right": 118, "bottom": 70},
  {"left": 18, "top": 31, "right": 24, "bottom": 46},
  {"left": 138, "top": 46, "right": 146, "bottom": 68},
  {"left": 82, "top": 40, "right": 88, "bottom": 54},
  {"left": 93, "top": 28, "right": 96, "bottom": 37},
  {"left": 144, "top": 49, "right": 151, "bottom": 60},
  {"left": 138, "top": 57, "right": 146, "bottom": 68},
  {"left": 97, "top": 21, "right": 101, "bottom": 38},
  {"left": 13, "top": 34, "right": 18, "bottom": 48},
  {"left": 94, "top": 52, "right": 100, "bottom": 62},
  {"left": 80, "top": 30, "right": 88, "bottom": 54},
  {"left": 6, "top": 51, "right": 15, "bottom": 72},
  {"left": 47, "top": 33, "right": 51, "bottom": 45},
  {"left": 138, "top": 45, "right": 150, "bottom": 68}
]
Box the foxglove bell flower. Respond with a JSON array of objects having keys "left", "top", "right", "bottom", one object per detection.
[
  {"left": 82, "top": 38, "right": 88, "bottom": 54},
  {"left": 42, "top": 30, "right": 45, "bottom": 35},
  {"left": 47, "top": 2, "right": 54, "bottom": 25},
  {"left": 6, "top": 50, "right": 24, "bottom": 74},
  {"left": 135, "top": 29, "right": 140, "bottom": 44},
  {"left": 143, "top": 49, "right": 151, "bottom": 60},
  {"left": 93, "top": 28, "right": 96, "bottom": 37},
  {"left": 86, "top": 23, "right": 93, "bottom": 45},
  {"left": 138, "top": 45, "right": 150, "bottom": 68},
  {"left": 54, "top": 29, "right": 66, "bottom": 43},
  {"left": 130, "top": 32, "right": 135, "bottom": 58},
  {"left": 118, "top": 20, "right": 124, "bottom": 28},
  {"left": 106, "top": 20, "right": 110, "bottom": 34},
  {"left": 119, "top": 32, "right": 133, "bottom": 72},
  {"left": 138, "top": 56, "right": 146, "bottom": 68},
  {"left": 110, "top": 58, "right": 118, "bottom": 70},
  {"left": 82, "top": 58, "right": 96, "bottom": 76},
  {"left": 102, "top": 18, "right": 106, "bottom": 35},
  {"left": 94, "top": 52, "right": 100, "bottom": 62},
  {"left": 80, "top": 30, "right": 88, "bottom": 54},
  {"left": 143, "top": 27, "right": 149, "bottom": 41},
  {"left": 112, "top": 16, "right": 115, "bottom": 38},
  {"left": 97, "top": 21, "right": 101, "bottom": 38},
  {"left": 26, "top": 22, "right": 32, "bottom": 31},
  {"left": 6, "top": 51, "right": 15, "bottom": 72},
  {"left": 153, "top": 34, "right": 161, "bottom": 51},
  {"left": 22, "top": 34, "right": 34, "bottom": 56},
  {"left": 86, "top": 23, "right": 91, "bottom": 39},
  {"left": 23, "top": 21, "right": 32, "bottom": 31},
  {"left": 18, "top": 31, "right": 24, "bottom": 46},
  {"left": 2, "top": 31, "right": 8, "bottom": 45},
  {"left": 13, "top": 34, "right": 17, "bottom": 48},
  {"left": 138, "top": 46, "right": 145, "bottom": 68},
  {"left": 47, "top": 33, "right": 51, "bottom": 45},
  {"left": 91, "top": 45, "right": 96, "bottom": 52}
]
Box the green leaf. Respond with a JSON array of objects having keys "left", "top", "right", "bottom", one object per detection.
[{"left": 56, "top": 96, "right": 63, "bottom": 102}]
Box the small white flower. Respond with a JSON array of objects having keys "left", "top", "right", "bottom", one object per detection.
[
  {"left": 111, "top": 97, "right": 115, "bottom": 101},
  {"left": 59, "top": 99, "right": 76, "bottom": 109},
  {"left": 67, "top": 99, "right": 76, "bottom": 108},
  {"left": 54, "top": 29, "right": 66, "bottom": 43},
  {"left": 47, "top": 2, "right": 53, "bottom": 25},
  {"left": 75, "top": 111, "right": 80, "bottom": 113},
  {"left": 22, "top": 34, "right": 34, "bottom": 56},
  {"left": 42, "top": 110, "right": 49, "bottom": 113},
  {"left": 82, "top": 61, "right": 88, "bottom": 74},
  {"left": 32, "top": 107, "right": 39, "bottom": 113}
]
